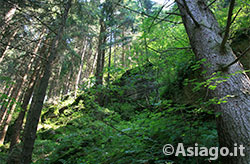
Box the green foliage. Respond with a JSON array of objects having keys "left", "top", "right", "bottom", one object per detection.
[
  {"left": 0, "top": 144, "right": 9, "bottom": 162},
  {"left": 213, "top": 0, "right": 250, "bottom": 33},
  {"left": 31, "top": 68, "right": 219, "bottom": 163}
]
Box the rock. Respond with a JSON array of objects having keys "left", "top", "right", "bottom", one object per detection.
[{"left": 113, "top": 62, "right": 158, "bottom": 101}]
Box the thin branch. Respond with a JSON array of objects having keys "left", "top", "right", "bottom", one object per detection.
[
  {"left": 219, "top": 8, "right": 242, "bottom": 36},
  {"left": 147, "top": 2, "right": 181, "bottom": 33},
  {"left": 239, "top": 0, "right": 250, "bottom": 7},
  {"left": 147, "top": 45, "right": 191, "bottom": 54},
  {"left": 114, "top": 2, "right": 181, "bottom": 24},
  {"left": 6, "top": 0, "right": 78, "bottom": 59},
  {"left": 160, "top": 46, "right": 192, "bottom": 52},
  {"left": 152, "top": 8, "right": 180, "bottom": 27},
  {"left": 147, "top": 3, "right": 167, "bottom": 33},
  {"left": 221, "top": 0, "right": 236, "bottom": 51},
  {"left": 205, "top": 0, "right": 218, "bottom": 10},
  {"left": 231, "top": 7, "right": 242, "bottom": 25},
  {"left": 6, "top": 0, "right": 58, "bottom": 36},
  {"left": 101, "top": 120, "right": 134, "bottom": 138},
  {"left": 222, "top": 46, "right": 250, "bottom": 70},
  {"left": 0, "top": 41, "right": 48, "bottom": 61},
  {"left": 165, "top": 12, "right": 182, "bottom": 16}
]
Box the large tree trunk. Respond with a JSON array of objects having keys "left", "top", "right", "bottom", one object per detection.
[
  {"left": 94, "top": 17, "right": 107, "bottom": 105},
  {"left": 20, "top": 1, "right": 72, "bottom": 163},
  {"left": 176, "top": 0, "right": 250, "bottom": 163}
]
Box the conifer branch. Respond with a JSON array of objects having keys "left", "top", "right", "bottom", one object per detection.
[
  {"left": 221, "top": 0, "right": 235, "bottom": 51},
  {"left": 0, "top": 41, "right": 48, "bottom": 61},
  {"left": 114, "top": 2, "right": 181, "bottom": 24}
]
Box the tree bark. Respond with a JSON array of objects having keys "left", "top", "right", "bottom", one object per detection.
[
  {"left": 9, "top": 66, "right": 41, "bottom": 151},
  {"left": 89, "top": 52, "right": 98, "bottom": 80},
  {"left": 20, "top": 0, "right": 72, "bottom": 163},
  {"left": 83, "top": 42, "right": 93, "bottom": 79},
  {"left": 121, "top": 30, "right": 126, "bottom": 67},
  {"left": 107, "top": 29, "right": 112, "bottom": 84},
  {"left": 95, "top": 17, "right": 107, "bottom": 86},
  {"left": 47, "top": 77, "right": 56, "bottom": 100},
  {"left": 176, "top": 0, "right": 250, "bottom": 163}
]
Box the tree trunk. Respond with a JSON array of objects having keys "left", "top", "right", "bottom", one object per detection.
[
  {"left": 47, "top": 77, "right": 56, "bottom": 100},
  {"left": 75, "top": 39, "right": 88, "bottom": 97},
  {"left": 107, "top": 30, "right": 112, "bottom": 84},
  {"left": 62, "top": 71, "right": 72, "bottom": 95},
  {"left": 54, "top": 65, "right": 63, "bottom": 98},
  {"left": 0, "top": 80, "right": 22, "bottom": 145},
  {"left": 88, "top": 49, "right": 97, "bottom": 80},
  {"left": 0, "top": 28, "right": 18, "bottom": 63},
  {"left": 0, "top": 81, "right": 7, "bottom": 94},
  {"left": 95, "top": 17, "right": 107, "bottom": 86},
  {"left": 0, "top": 84, "right": 14, "bottom": 117},
  {"left": 113, "top": 31, "right": 117, "bottom": 68},
  {"left": 9, "top": 66, "right": 41, "bottom": 151},
  {"left": 83, "top": 42, "right": 93, "bottom": 79},
  {"left": 0, "top": 4, "right": 17, "bottom": 39},
  {"left": 0, "top": 29, "right": 45, "bottom": 145},
  {"left": 20, "top": 0, "right": 72, "bottom": 163},
  {"left": 0, "top": 83, "right": 19, "bottom": 126},
  {"left": 121, "top": 30, "right": 126, "bottom": 67},
  {"left": 177, "top": 0, "right": 250, "bottom": 163}
]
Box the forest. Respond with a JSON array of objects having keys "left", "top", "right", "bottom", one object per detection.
[{"left": 0, "top": 0, "right": 249, "bottom": 163}]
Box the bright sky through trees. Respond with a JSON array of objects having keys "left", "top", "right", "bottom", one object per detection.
[
  {"left": 152, "top": 0, "right": 175, "bottom": 9},
  {"left": 152, "top": 0, "right": 174, "bottom": 5}
]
